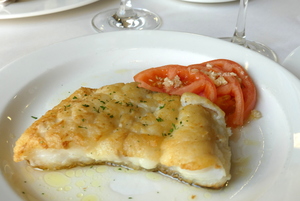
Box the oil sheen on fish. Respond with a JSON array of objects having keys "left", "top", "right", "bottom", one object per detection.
[{"left": 13, "top": 82, "right": 232, "bottom": 189}]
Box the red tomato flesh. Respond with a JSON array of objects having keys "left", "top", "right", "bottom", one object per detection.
[
  {"left": 134, "top": 65, "right": 217, "bottom": 103},
  {"left": 133, "top": 60, "right": 257, "bottom": 128},
  {"left": 194, "top": 59, "right": 257, "bottom": 124}
]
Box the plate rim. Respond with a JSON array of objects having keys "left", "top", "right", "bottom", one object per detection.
[
  {"left": 0, "top": 0, "right": 98, "bottom": 19},
  {"left": 180, "top": 0, "right": 236, "bottom": 3},
  {"left": 1, "top": 30, "right": 300, "bottom": 201}
]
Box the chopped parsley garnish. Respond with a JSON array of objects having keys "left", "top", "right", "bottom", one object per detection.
[
  {"left": 31, "top": 116, "right": 38, "bottom": 119},
  {"left": 93, "top": 106, "right": 100, "bottom": 113},
  {"left": 159, "top": 104, "right": 165, "bottom": 109},
  {"left": 156, "top": 117, "right": 164, "bottom": 122},
  {"left": 78, "top": 126, "right": 87, "bottom": 129},
  {"left": 82, "top": 104, "right": 89, "bottom": 107},
  {"left": 126, "top": 102, "right": 134, "bottom": 107},
  {"left": 168, "top": 123, "right": 177, "bottom": 134},
  {"left": 171, "top": 123, "right": 177, "bottom": 130},
  {"left": 162, "top": 124, "right": 177, "bottom": 137},
  {"left": 64, "top": 104, "right": 71, "bottom": 111},
  {"left": 99, "top": 99, "right": 106, "bottom": 104},
  {"left": 107, "top": 113, "right": 114, "bottom": 118},
  {"left": 100, "top": 106, "right": 106, "bottom": 110}
]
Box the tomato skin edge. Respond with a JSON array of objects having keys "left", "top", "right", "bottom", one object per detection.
[
  {"left": 134, "top": 65, "right": 218, "bottom": 103},
  {"left": 134, "top": 60, "right": 257, "bottom": 128},
  {"left": 195, "top": 59, "right": 257, "bottom": 119}
]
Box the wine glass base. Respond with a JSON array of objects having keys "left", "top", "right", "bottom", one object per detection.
[
  {"left": 221, "top": 37, "right": 278, "bottom": 62},
  {"left": 92, "top": 8, "right": 161, "bottom": 32}
]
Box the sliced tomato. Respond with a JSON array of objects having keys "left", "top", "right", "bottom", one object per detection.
[
  {"left": 133, "top": 60, "right": 257, "bottom": 128},
  {"left": 196, "top": 59, "right": 257, "bottom": 121},
  {"left": 188, "top": 63, "right": 244, "bottom": 127},
  {"left": 216, "top": 82, "right": 244, "bottom": 127},
  {"left": 133, "top": 65, "right": 217, "bottom": 102}
]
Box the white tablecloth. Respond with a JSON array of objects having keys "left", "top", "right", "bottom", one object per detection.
[
  {"left": 1, "top": 1, "right": 300, "bottom": 200},
  {"left": 1, "top": 0, "right": 299, "bottom": 69}
]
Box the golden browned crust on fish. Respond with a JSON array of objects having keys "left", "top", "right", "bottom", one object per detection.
[{"left": 13, "top": 82, "right": 231, "bottom": 189}]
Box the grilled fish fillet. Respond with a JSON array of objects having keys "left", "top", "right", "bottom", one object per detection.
[{"left": 13, "top": 82, "right": 231, "bottom": 189}]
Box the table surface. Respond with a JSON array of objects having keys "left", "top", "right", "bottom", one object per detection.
[
  {"left": 1, "top": 0, "right": 299, "bottom": 69},
  {"left": 1, "top": 1, "right": 300, "bottom": 200}
]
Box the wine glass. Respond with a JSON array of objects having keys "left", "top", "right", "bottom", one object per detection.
[
  {"left": 222, "top": 0, "right": 277, "bottom": 62},
  {"left": 92, "top": 0, "right": 162, "bottom": 32},
  {"left": 0, "top": 0, "right": 16, "bottom": 6}
]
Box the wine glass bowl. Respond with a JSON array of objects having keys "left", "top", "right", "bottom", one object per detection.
[
  {"left": 92, "top": 0, "right": 161, "bottom": 32},
  {"left": 0, "top": 0, "right": 16, "bottom": 6},
  {"left": 221, "top": 37, "right": 278, "bottom": 62},
  {"left": 222, "top": 0, "right": 277, "bottom": 62}
]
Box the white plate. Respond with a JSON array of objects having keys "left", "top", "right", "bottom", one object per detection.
[
  {"left": 282, "top": 46, "right": 300, "bottom": 79},
  {"left": 1, "top": 31, "right": 300, "bottom": 201},
  {"left": 0, "top": 0, "right": 98, "bottom": 19},
  {"left": 181, "top": 0, "right": 236, "bottom": 3}
]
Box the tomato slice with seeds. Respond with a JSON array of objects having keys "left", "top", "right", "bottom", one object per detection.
[
  {"left": 133, "top": 60, "right": 257, "bottom": 128},
  {"left": 196, "top": 59, "right": 257, "bottom": 122},
  {"left": 133, "top": 65, "right": 217, "bottom": 103},
  {"left": 188, "top": 62, "right": 245, "bottom": 127},
  {"left": 216, "top": 81, "right": 244, "bottom": 127}
]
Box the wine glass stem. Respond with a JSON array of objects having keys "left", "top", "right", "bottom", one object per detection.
[
  {"left": 231, "top": 0, "right": 248, "bottom": 47},
  {"left": 116, "top": 0, "right": 136, "bottom": 18}
]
